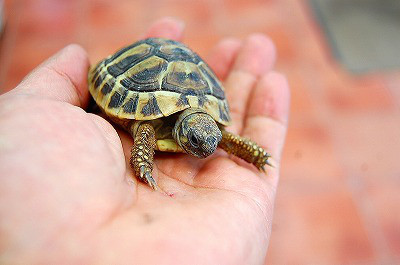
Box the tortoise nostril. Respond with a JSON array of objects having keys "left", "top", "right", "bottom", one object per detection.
[{"left": 207, "top": 136, "right": 218, "bottom": 149}]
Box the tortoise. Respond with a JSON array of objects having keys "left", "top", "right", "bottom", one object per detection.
[{"left": 88, "top": 38, "right": 271, "bottom": 190}]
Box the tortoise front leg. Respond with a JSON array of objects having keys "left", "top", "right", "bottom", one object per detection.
[
  {"left": 130, "top": 123, "right": 158, "bottom": 190},
  {"left": 219, "top": 130, "right": 272, "bottom": 172}
]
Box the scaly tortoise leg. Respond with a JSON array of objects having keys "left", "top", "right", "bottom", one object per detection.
[
  {"left": 130, "top": 123, "right": 158, "bottom": 190},
  {"left": 218, "top": 130, "right": 272, "bottom": 172}
]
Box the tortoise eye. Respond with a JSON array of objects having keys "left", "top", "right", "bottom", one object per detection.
[{"left": 189, "top": 132, "right": 199, "bottom": 148}]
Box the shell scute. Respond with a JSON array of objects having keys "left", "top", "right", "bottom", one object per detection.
[
  {"left": 162, "top": 61, "right": 210, "bottom": 94},
  {"left": 141, "top": 94, "right": 162, "bottom": 117},
  {"left": 120, "top": 56, "right": 168, "bottom": 92},
  {"left": 122, "top": 96, "right": 139, "bottom": 114},
  {"left": 106, "top": 43, "right": 153, "bottom": 77}
]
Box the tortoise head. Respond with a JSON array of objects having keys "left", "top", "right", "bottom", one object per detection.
[{"left": 173, "top": 109, "right": 222, "bottom": 158}]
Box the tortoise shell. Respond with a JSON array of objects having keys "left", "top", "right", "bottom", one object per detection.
[{"left": 88, "top": 38, "right": 231, "bottom": 126}]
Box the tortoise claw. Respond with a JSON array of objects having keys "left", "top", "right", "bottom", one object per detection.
[
  {"left": 140, "top": 165, "right": 158, "bottom": 190},
  {"left": 260, "top": 154, "right": 274, "bottom": 170},
  {"left": 264, "top": 155, "right": 274, "bottom": 168}
]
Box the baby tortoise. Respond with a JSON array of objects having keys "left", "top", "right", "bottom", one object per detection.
[{"left": 88, "top": 38, "right": 271, "bottom": 190}]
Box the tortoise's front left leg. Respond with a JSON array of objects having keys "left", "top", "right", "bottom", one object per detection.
[
  {"left": 130, "top": 123, "right": 158, "bottom": 190},
  {"left": 218, "top": 129, "right": 272, "bottom": 172}
]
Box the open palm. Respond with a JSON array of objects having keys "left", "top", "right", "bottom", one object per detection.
[{"left": 0, "top": 18, "right": 289, "bottom": 264}]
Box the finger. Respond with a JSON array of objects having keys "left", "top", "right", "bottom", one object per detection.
[
  {"left": 243, "top": 71, "right": 290, "bottom": 166},
  {"left": 141, "top": 17, "right": 185, "bottom": 41},
  {"left": 224, "top": 34, "right": 276, "bottom": 134},
  {"left": 206, "top": 38, "right": 242, "bottom": 80},
  {"left": 14, "top": 44, "right": 90, "bottom": 107},
  {"left": 87, "top": 113, "right": 126, "bottom": 172}
]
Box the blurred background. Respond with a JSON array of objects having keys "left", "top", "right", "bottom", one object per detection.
[{"left": 0, "top": 0, "right": 399, "bottom": 264}]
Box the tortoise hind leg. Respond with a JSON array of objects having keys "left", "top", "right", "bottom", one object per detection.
[
  {"left": 130, "top": 123, "right": 158, "bottom": 190},
  {"left": 218, "top": 129, "right": 272, "bottom": 172}
]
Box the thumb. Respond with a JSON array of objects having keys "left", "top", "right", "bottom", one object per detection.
[{"left": 14, "top": 44, "right": 90, "bottom": 108}]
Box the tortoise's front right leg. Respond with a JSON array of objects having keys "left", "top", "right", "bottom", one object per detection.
[
  {"left": 130, "top": 123, "right": 158, "bottom": 190},
  {"left": 219, "top": 129, "right": 272, "bottom": 172}
]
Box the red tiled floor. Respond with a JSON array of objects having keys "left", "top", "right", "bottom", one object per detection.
[
  {"left": 367, "top": 181, "right": 400, "bottom": 258},
  {"left": 324, "top": 73, "right": 396, "bottom": 113},
  {"left": 384, "top": 72, "right": 400, "bottom": 108},
  {"left": 283, "top": 68, "right": 317, "bottom": 122},
  {"left": 266, "top": 187, "right": 376, "bottom": 264},
  {"left": 18, "top": 0, "right": 77, "bottom": 39},
  {"left": 87, "top": 1, "right": 140, "bottom": 32},
  {"left": 281, "top": 121, "right": 346, "bottom": 184},
  {"left": 330, "top": 113, "right": 400, "bottom": 182},
  {"left": 0, "top": 0, "right": 399, "bottom": 264},
  {"left": 329, "top": 112, "right": 400, "bottom": 261}
]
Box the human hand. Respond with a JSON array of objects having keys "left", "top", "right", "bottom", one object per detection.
[{"left": 0, "top": 17, "right": 289, "bottom": 264}]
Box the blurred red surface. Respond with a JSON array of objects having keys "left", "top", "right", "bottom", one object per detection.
[{"left": 1, "top": 0, "right": 399, "bottom": 264}]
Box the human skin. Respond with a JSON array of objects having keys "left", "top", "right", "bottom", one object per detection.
[{"left": 0, "top": 17, "right": 290, "bottom": 264}]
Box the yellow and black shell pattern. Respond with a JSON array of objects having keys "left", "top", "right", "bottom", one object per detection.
[{"left": 88, "top": 38, "right": 231, "bottom": 126}]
